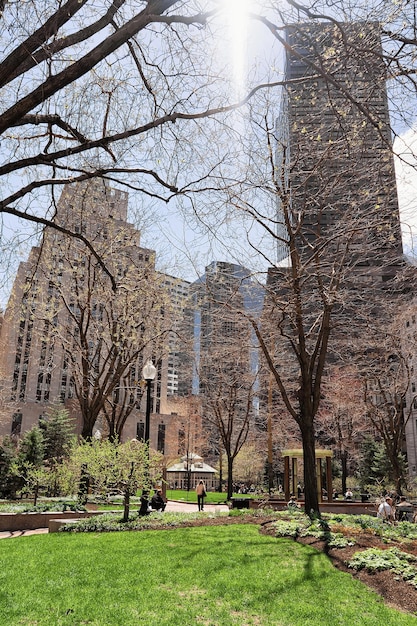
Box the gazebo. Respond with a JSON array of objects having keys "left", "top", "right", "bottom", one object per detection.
[
  {"left": 166, "top": 453, "right": 218, "bottom": 491},
  {"left": 282, "top": 449, "right": 333, "bottom": 502}
]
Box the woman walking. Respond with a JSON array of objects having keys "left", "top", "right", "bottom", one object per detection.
[{"left": 196, "top": 480, "right": 206, "bottom": 511}]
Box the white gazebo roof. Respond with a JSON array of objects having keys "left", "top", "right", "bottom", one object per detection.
[{"left": 167, "top": 454, "right": 217, "bottom": 475}]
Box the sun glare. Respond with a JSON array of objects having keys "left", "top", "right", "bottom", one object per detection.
[{"left": 223, "top": 0, "right": 253, "bottom": 96}]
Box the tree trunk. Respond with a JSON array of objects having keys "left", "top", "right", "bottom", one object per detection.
[
  {"left": 392, "top": 457, "right": 404, "bottom": 496},
  {"left": 108, "top": 423, "right": 116, "bottom": 443},
  {"left": 227, "top": 455, "right": 233, "bottom": 500},
  {"left": 77, "top": 463, "right": 90, "bottom": 505},
  {"left": 81, "top": 421, "right": 94, "bottom": 440},
  {"left": 341, "top": 450, "right": 348, "bottom": 496},
  {"left": 300, "top": 418, "right": 320, "bottom": 517},
  {"left": 218, "top": 452, "right": 223, "bottom": 492},
  {"left": 123, "top": 487, "right": 130, "bottom": 523}
]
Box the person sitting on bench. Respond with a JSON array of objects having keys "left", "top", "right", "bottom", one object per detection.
[
  {"left": 396, "top": 496, "right": 413, "bottom": 521},
  {"left": 151, "top": 489, "right": 166, "bottom": 512}
]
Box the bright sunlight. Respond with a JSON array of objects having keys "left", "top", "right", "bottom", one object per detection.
[{"left": 223, "top": 0, "right": 253, "bottom": 96}]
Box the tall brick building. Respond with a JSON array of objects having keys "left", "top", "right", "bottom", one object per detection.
[{"left": 0, "top": 180, "right": 189, "bottom": 455}]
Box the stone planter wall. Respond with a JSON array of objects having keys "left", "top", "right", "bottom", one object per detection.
[{"left": 0, "top": 511, "right": 106, "bottom": 532}]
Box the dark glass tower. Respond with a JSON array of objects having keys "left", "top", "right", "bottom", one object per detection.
[{"left": 278, "top": 21, "right": 403, "bottom": 283}]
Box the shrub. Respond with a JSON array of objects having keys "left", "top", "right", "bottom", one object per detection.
[
  {"left": 58, "top": 510, "right": 228, "bottom": 533},
  {"left": 348, "top": 547, "right": 417, "bottom": 588}
]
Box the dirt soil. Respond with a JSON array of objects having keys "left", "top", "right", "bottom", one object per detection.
[{"left": 159, "top": 514, "right": 417, "bottom": 616}]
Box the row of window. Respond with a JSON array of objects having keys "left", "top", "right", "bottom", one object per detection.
[{"left": 136, "top": 422, "right": 166, "bottom": 454}]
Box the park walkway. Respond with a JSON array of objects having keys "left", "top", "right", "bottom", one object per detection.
[{"left": 0, "top": 500, "right": 230, "bottom": 539}]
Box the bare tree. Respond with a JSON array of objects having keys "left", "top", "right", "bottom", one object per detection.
[
  {"left": 194, "top": 275, "right": 260, "bottom": 499},
  {"left": 202, "top": 345, "right": 257, "bottom": 501},
  {"left": 0, "top": 0, "right": 286, "bottom": 292},
  {"left": 317, "top": 366, "right": 367, "bottom": 495},
  {"left": 363, "top": 329, "right": 415, "bottom": 494},
  {"left": 195, "top": 16, "right": 412, "bottom": 516}
]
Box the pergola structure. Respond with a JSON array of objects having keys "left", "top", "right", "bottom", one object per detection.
[{"left": 282, "top": 449, "right": 333, "bottom": 503}]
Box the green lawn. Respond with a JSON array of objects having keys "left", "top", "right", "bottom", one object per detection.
[
  {"left": 165, "top": 489, "right": 247, "bottom": 504},
  {"left": 0, "top": 525, "right": 415, "bottom": 625}
]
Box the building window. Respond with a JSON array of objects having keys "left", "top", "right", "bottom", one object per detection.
[
  {"left": 11, "top": 412, "right": 22, "bottom": 436},
  {"left": 136, "top": 422, "right": 144, "bottom": 441},
  {"left": 157, "top": 424, "right": 166, "bottom": 454},
  {"left": 43, "top": 372, "right": 51, "bottom": 401},
  {"left": 36, "top": 373, "right": 43, "bottom": 401}
]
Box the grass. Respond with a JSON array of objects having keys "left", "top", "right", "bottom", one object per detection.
[
  {"left": 165, "top": 488, "right": 228, "bottom": 504},
  {"left": 0, "top": 524, "right": 416, "bottom": 625}
]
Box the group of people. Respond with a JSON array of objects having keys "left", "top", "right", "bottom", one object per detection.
[
  {"left": 286, "top": 489, "right": 416, "bottom": 522},
  {"left": 139, "top": 488, "right": 167, "bottom": 515},
  {"left": 377, "top": 495, "right": 415, "bottom": 523},
  {"left": 138, "top": 480, "right": 208, "bottom": 516}
]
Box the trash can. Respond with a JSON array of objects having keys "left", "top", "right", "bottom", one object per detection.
[{"left": 360, "top": 493, "right": 370, "bottom": 503}]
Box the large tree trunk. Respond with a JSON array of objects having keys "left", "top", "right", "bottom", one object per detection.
[
  {"left": 218, "top": 451, "right": 223, "bottom": 492},
  {"left": 122, "top": 462, "right": 135, "bottom": 523},
  {"left": 81, "top": 423, "right": 94, "bottom": 440},
  {"left": 108, "top": 422, "right": 117, "bottom": 443},
  {"left": 300, "top": 418, "right": 320, "bottom": 516},
  {"left": 392, "top": 456, "right": 404, "bottom": 496}
]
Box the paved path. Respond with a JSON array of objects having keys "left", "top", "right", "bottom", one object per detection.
[{"left": 0, "top": 501, "right": 230, "bottom": 539}]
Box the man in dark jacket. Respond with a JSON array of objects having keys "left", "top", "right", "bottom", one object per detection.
[{"left": 151, "top": 489, "right": 166, "bottom": 512}]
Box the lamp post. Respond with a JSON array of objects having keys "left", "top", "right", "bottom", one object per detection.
[
  {"left": 139, "top": 359, "right": 157, "bottom": 516},
  {"left": 142, "top": 358, "right": 157, "bottom": 450}
]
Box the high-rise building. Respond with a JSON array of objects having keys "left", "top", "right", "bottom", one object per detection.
[
  {"left": 0, "top": 180, "right": 181, "bottom": 451},
  {"left": 176, "top": 261, "right": 264, "bottom": 463},
  {"left": 278, "top": 21, "right": 404, "bottom": 282},
  {"left": 160, "top": 274, "right": 190, "bottom": 396},
  {"left": 178, "top": 261, "right": 264, "bottom": 395}
]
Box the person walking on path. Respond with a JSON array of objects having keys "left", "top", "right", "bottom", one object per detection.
[{"left": 196, "top": 480, "right": 206, "bottom": 511}]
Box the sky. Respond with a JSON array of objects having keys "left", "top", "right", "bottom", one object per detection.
[
  {"left": 140, "top": 0, "right": 282, "bottom": 284},
  {"left": 394, "top": 127, "right": 417, "bottom": 259}
]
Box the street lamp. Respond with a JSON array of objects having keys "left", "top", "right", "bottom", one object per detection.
[
  {"left": 142, "top": 358, "right": 157, "bottom": 448},
  {"left": 139, "top": 359, "right": 157, "bottom": 516}
]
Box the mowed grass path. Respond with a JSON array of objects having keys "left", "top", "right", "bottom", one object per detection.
[{"left": 0, "top": 524, "right": 415, "bottom": 625}]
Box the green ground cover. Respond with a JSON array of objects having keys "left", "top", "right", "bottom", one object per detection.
[{"left": 0, "top": 524, "right": 415, "bottom": 625}]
